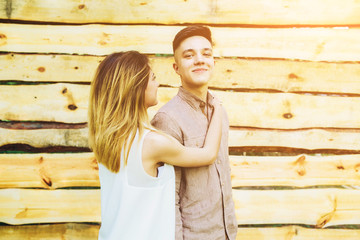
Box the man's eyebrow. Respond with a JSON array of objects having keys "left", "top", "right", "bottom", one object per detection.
[{"left": 182, "top": 48, "right": 212, "bottom": 54}]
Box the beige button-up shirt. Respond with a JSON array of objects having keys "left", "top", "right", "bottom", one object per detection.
[{"left": 151, "top": 87, "right": 237, "bottom": 240}]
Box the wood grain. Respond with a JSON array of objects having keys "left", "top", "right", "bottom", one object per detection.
[
  {"left": 0, "top": 153, "right": 98, "bottom": 189},
  {"left": 1, "top": 24, "right": 360, "bottom": 61},
  {"left": 230, "top": 154, "right": 360, "bottom": 187},
  {"left": 233, "top": 188, "right": 360, "bottom": 227},
  {"left": 2, "top": 127, "right": 360, "bottom": 152},
  {"left": 2, "top": 84, "right": 360, "bottom": 129},
  {"left": 2, "top": 153, "right": 360, "bottom": 189},
  {"left": 1, "top": 0, "right": 360, "bottom": 25},
  {"left": 2, "top": 54, "right": 360, "bottom": 95},
  {"left": 2, "top": 188, "right": 360, "bottom": 227},
  {"left": 1, "top": 224, "right": 360, "bottom": 240},
  {"left": 0, "top": 189, "right": 100, "bottom": 225}
]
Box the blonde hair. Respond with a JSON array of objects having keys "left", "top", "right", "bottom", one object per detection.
[{"left": 88, "top": 51, "right": 151, "bottom": 173}]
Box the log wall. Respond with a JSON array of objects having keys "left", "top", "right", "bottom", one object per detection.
[{"left": 1, "top": 0, "right": 360, "bottom": 239}]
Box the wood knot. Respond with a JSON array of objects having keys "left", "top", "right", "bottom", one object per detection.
[
  {"left": 68, "top": 104, "right": 78, "bottom": 110},
  {"left": 38, "top": 156, "right": 44, "bottom": 164},
  {"left": 78, "top": 4, "right": 85, "bottom": 9},
  {"left": 226, "top": 69, "right": 232, "bottom": 73},
  {"left": 62, "top": 88, "right": 67, "bottom": 94},
  {"left": 140, "top": 2, "right": 147, "bottom": 5},
  {"left": 37, "top": 67, "right": 45, "bottom": 72},
  {"left": 337, "top": 165, "right": 345, "bottom": 170},
  {"left": 288, "top": 73, "right": 299, "bottom": 79},
  {"left": 0, "top": 33, "right": 7, "bottom": 46},
  {"left": 354, "top": 163, "right": 360, "bottom": 172},
  {"left": 74, "top": 66, "right": 79, "bottom": 70},
  {"left": 292, "top": 155, "right": 306, "bottom": 176},
  {"left": 283, "top": 113, "right": 293, "bottom": 119}
]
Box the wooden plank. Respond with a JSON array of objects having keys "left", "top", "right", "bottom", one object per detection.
[
  {"left": 0, "top": 53, "right": 100, "bottom": 83},
  {"left": 1, "top": 0, "right": 360, "bottom": 25},
  {"left": 1, "top": 225, "right": 360, "bottom": 240},
  {"left": 0, "top": 189, "right": 100, "bottom": 225},
  {"left": 233, "top": 188, "right": 360, "bottom": 227},
  {"left": 0, "top": 83, "right": 89, "bottom": 123},
  {"left": 236, "top": 226, "right": 360, "bottom": 240},
  {"left": 229, "top": 128, "right": 360, "bottom": 151},
  {"left": 0, "top": 153, "right": 98, "bottom": 189},
  {"left": 230, "top": 154, "right": 360, "bottom": 187},
  {"left": 216, "top": 91, "right": 360, "bottom": 129},
  {"left": 2, "top": 84, "right": 360, "bottom": 129},
  {"left": 3, "top": 54, "right": 360, "bottom": 95},
  {"left": 1, "top": 224, "right": 360, "bottom": 240},
  {"left": 1, "top": 24, "right": 360, "bottom": 61},
  {"left": 2, "top": 127, "right": 360, "bottom": 151},
  {"left": 0, "top": 223, "right": 99, "bottom": 240},
  {"left": 0, "top": 128, "right": 88, "bottom": 148},
  {"left": 3, "top": 153, "right": 360, "bottom": 189},
  {"left": 1, "top": 188, "right": 360, "bottom": 226}
]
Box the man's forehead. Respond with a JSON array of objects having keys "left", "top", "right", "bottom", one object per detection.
[{"left": 177, "top": 36, "right": 212, "bottom": 52}]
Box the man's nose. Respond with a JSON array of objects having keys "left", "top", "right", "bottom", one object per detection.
[{"left": 194, "top": 53, "right": 204, "bottom": 64}]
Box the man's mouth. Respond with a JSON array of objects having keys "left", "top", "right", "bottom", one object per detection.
[{"left": 192, "top": 68, "right": 207, "bottom": 73}]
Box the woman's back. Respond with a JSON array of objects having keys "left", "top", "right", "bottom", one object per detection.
[{"left": 98, "top": 129, "right": 175, "bottom": 240}]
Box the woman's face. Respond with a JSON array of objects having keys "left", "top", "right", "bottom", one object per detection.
[{"left": 144, "top": 71, "right": 159, "bottom": 108}]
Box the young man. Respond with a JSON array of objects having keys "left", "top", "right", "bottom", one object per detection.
[{"left": 151, "top": 26, "right": 237, "bottom": 239}]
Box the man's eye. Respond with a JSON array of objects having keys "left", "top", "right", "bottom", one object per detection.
[
  {"left": 184, "top": 54, "right": 193, "bottom": 58},
  {"left": 204, "top": 52, "right": 212, "bottom": 57}
]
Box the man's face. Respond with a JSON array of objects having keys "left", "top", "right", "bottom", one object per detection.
[{"left": 173, "top": 36, "right": 214, "bottom": 90}]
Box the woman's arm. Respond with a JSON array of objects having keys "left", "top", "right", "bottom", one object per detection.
[{"left": 143, "top": 97, "right": 222, "bottom": 168}]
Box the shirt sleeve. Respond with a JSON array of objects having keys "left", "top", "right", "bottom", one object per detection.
[{"left": 151, "top": 112, "right": 184, "bottom": 240}]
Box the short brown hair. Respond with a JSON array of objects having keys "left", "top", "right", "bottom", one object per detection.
[{"left": 172, "top": 25, "right": 212, "bottom": 53}]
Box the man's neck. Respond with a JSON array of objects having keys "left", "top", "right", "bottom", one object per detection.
[{"left": 182, "top": 85, "right": 208, "bottom": 102}]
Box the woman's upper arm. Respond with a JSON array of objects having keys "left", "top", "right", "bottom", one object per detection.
[{"left": 143, "top": 131, "right": 212, "bottom": 168}]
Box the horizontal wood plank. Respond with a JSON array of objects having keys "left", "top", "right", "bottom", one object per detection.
[
  {"left": 236, "top": 226, "right": 360, "bottom": 240},
  {"left": 1, "top": 224, "right": 360, "bottom": 240},
  {"left": 229, "top": 128, "right": 360, "bottom": 151},
  {"left": 233, "top": 188, "right": 360, "bottom": 227},
  {"left": 1, "top": 24, "right": 360, "bottom": 61},
  {"left": 0, "top": 189, "right": 100, "bottom": 225},
  {"left": 2, "top": 153, "right": 360, "bottom": 189},
  {"left": 0, "top": 153, "right": 98, "bottom": 189},
  {"left": 0, "top": 83, "right": 89, "bottom": 123},
  {"left": 0, "top": 128, "right": 89, "bottom": 148},
  {"left": 2, "top": 54, "right": 360, "bottom": 95},
  {"left": 2, "top": 127, "right": 360, "bottom": 151},
  {"left": 230, "top": 154, "right": 360, "bottom": 187},
  {"left": 2, "top": 188, "right": 360, "bottom": 226},
  {"left": 0, "top": 223, "right": 100, "bottom": 240},
  {"left": 1, "top": 0, "right": 360, "bottom": 25},
  {"left": 2, "top": 84, "right": 360, "bottom": 129}
]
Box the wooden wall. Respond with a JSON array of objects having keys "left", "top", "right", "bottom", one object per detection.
[{"left": 1, "top": 0, "right": 360, "bottom": 239}]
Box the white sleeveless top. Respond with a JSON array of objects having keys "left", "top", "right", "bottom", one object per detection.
[{"left": 98, "top": 129, "right": 175, "bottom": 240}]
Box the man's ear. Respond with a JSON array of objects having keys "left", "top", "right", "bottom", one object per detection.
[{"left": 173, "top": 62, "right": 180, "bottom": 75}]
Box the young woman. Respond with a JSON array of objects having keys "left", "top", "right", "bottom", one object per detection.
[{"left": 88, "top": 51, "right": 222, "bottom": 240}]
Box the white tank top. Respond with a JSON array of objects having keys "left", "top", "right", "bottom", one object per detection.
[{"left": 98, "top": 129, "right": 175, "bottom": 240}]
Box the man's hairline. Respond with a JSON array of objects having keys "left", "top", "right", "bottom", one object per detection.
[{"left": 173, "top": 35, "right": 213, "bottom": 56}]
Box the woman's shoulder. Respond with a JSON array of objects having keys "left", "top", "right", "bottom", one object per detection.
[{"left": 143, "top": 130, "right": 176, "bottom": 160}]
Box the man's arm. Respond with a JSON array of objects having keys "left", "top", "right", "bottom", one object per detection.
[{"left": 151, "top": 112, "right": 184, "bottom": 240}]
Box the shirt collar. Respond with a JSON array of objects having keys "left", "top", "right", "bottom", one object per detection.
[{"left": 177, "top": 87, "right": 214, "bottom": 110}]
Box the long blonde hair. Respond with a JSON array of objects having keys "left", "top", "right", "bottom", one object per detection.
[{"left": 88, "top": 51, "right": 151, "bottom": 172}]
